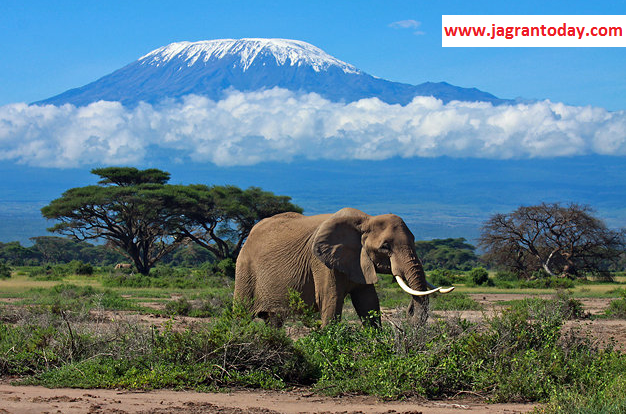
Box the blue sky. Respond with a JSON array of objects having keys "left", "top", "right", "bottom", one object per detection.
[{"left": 1, "top": 0, "right": 624, "bottom": 109}]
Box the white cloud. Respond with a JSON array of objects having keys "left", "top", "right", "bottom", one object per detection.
[
  {"left": 389, "top": 19, "right": 425, "bottom": 35},
  {"left": 0, "top": 89, "right": 624, "bottom": 167},
  {"left": 389, "top": 19, "right": 421, "bottom": 29}
]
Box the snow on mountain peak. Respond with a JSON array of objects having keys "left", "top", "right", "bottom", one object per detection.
[{"left": 139, "top": 38, "right": 362, "bottom": 74}]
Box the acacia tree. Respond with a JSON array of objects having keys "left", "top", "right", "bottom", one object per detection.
[
  {"left": 167, "top": 185, "right": 303, "bottom": 261},
  {"left": 41, "top": 167, "right": 185, "bottom": 275},
  {"left": 479, "top": 203, "right": 626, "bottom": 279}
]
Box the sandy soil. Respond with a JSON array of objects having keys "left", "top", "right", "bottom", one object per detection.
[{"left": 0, "top": 384, "right": 536, "bottom": 414}]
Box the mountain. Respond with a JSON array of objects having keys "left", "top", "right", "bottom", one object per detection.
[{"left": 36, "top": 38, "right": 507, "bottom": 107}]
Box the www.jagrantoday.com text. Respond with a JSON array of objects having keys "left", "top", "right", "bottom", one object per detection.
[{"left": 444, "top": 23, "right": 623, "bottom": 40}]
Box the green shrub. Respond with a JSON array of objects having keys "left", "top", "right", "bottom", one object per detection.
[
  {"left": 287, "top": 289, "right": 320, "bottom": 328},
  {"left": 0, "top": 261, "right": 11, "bottom": 279},
  {"left": 430, "top": 291, "right": 482, "bottom": 311},
  {"left": 540, "top": 374, "right": 626, "bottom": 413},
  {"left": 23, "top": 284, "right": 138, "bottom": 311},
  {"left": 11, "top": 305, "right": 316, "bottom": 390},
  {"left": 428, "top": 269, "right": 454, "bottom": 286},
  {"left": 216, "top": 258, "right": 236, "bottom": 279},
  {"left": 495, "top": 270, "right": 518, "bottom": 282},
  {"left": 519, "top": 277, "right": 575, "bottom": 289},
  {"left": 188, "top": 290, "right": 234, "bottom": 318},
  {"left": 605, "top": 289, "right": 626, "bottom": 319},
  {"left": 102, "top": 265, "right": 220, "bottom": 289},
  {"left": 469, "top": 267, "right": 492, "bottom": 286},
  {"left": 506, "top": 291, "right": 586, "bottom": 321},
  {"left": 66, "top": 260, "right": 94, "bottom": 275},
  {"left": 165, "top": 297, "right": 192, "bottom": 316}
]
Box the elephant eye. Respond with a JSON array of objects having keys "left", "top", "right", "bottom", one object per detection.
[{"left": 379, "top": 242, "right": 391, "bottom": 252}]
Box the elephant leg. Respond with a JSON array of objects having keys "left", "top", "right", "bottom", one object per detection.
[
  {"left": 318, "top": 294, "right": 345, "bottom": 327},
  {"left": 258, "top": 311, "right": 285, "bottom": 328},
  {"left": 350, "top": 284, "right": 381, "bottom": 326}
]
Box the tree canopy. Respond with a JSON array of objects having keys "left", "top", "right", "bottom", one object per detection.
[
  {"left": 479, "top": 203, "right": 626, "bottom": 279},
  {"left": 41, "top": 168, "right": 186, "bottom": 275},
  {"left": 414, "top": 238, "right": 478, "bottom": 271},
  {"left": 41, "top": 167, "right": 303, "bottom": 273},
  {"left": 166, "top": 184, "right": 303, "bottom": 260}
]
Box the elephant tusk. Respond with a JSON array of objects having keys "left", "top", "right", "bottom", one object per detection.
[
  {"left": 427, "top": 280, "right": 455, "bottom": 294},
  {"left": 395, "top": 275, "right": 441, "bottom": 296}
]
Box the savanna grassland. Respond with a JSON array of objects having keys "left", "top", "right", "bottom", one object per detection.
[{"left": 1, "top": 265, "right": 626, "bottom": 413}]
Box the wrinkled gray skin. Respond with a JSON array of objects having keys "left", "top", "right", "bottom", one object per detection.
[{"left": 234, "top": 208, "right": 431, "bottom": 326}]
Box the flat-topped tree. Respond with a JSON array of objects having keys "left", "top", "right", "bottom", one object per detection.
[
  {"left": 41, "top": 167, "right": 184, "bottom": 275},
  {"left": 167, "top": 185, "right": 303, "bottom": 261}
]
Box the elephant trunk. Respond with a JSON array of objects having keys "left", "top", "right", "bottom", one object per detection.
[{"left": 390, "top": 248, "right": 440, "bottom": 324}]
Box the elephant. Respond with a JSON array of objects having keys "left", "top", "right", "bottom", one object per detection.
[{"left": 234, "top": 207, "right": 453, "bottom": 326}]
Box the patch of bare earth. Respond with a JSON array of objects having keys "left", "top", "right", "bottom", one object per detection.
[{"left": 0, "top": 384, "right": 535, "bottom": 413}]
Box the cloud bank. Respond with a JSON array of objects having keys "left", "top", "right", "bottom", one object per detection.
[{"left": 0, "top": 88, "right": 624, "bottom": 167}]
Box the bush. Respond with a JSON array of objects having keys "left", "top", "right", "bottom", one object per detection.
[
  {"left": 494, "top": 270, "right": 518, "bottom": 282},
  {"left": 428, "top": 269, "right": 454, "bottom": 286},
  {"left": 519, "top": 277, "right": 575, "bottom": 289},
  {"left": 102, "top": 265, "right": 223, "bottom": 289},
  {"left": 469, "top": 267, "right": 491, "bottom": 286},
  {"left": 24, "top": 284, "right": 139, "bottom": 312},
  {"left": 605, "top": 289, "right": 626, "bottom": 319},
  {"left": 298, "top": 295, "right": 622, "bottom": 401},
  {"left": 0, "top": 261, "right": 11, "bottom": 279},
  {"left": 216, "top": 258, "right": 236, "bottom": 279},
  {"left": 6, "top": 305, "right": 316, "bottom": 390},
  {"left": 66, "top": 260, "right": 94, "bottom": 275},
  {"left": 165, "top": 297, "right": 192, "bottom": 316},
  {"left": 430, "top": 291, "right": 482, "bottom": 311}
]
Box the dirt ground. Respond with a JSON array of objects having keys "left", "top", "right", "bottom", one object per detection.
[
  {"left": 2, "top": 292, "right": 625, "bottom": 413},
  {"left": 0, "top": 384, "right": 536, "bottom": 414}
]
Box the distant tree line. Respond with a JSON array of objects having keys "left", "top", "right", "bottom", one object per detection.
[{"left": 0, "top": 237, "right": 217, "bottom": 268}]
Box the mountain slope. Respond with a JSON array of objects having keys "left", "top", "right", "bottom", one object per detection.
[{"left": 36, "top": 38, "right": 507, "bottom": 106}]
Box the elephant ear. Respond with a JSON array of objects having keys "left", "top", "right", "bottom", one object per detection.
[{"left": 312, "top": 208, "right": 378, "bottom": 284}]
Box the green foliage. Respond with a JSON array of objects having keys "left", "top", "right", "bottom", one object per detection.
[
  {"left": 0, "top": 261, "right": 11, "bottom": 279},
  {"left": 41, "top": 168, "right": 186, "bottom": 275},
  {"left": 520, "top": 276, "right": 576, "bottom": 289},
  {"left": 22, "top": 284, "right": 139, "bottom": 311},
  {"left": 27, "top": 260, "right": 94, "bottom": 280},
  {"left": 165, "top": 297, "right": 192, "bottom": 316},
  {"left": 287, "top": 289, "right": 320, "bottom": 328},
  {"left": 299, "top": 291, "right": 611, "bottom": 401},
  {"left": 428, "top": 269, "right": 454, "bottom": 286},
  {"left": 163, "top": 292, "right": 234, "bottom": 318},
  {"left": 1, "top": 287, "right": 624, "bottom": 405},
  {"left": 430, "top": 291, "right": 482, "bottom": 311},
  {"left": 5, "top": 306, "right": 316, "bottom": 390},
  {"left": 539, "top": 374, "right": 626, "bottom": 414},
  {"left": 169, "top": 184, "right": 302, "bottom": 261},
  {"left": 495, "top": 270, "right": 518, "bottom": 282},
  {"left": 505, "top": 291, "right": 587, "bottom": 321},
  {"left": 468, "top": 267, "right": 492, "bottom": 286},
  {"left": 66, "top": 260, "right": 93, "bottom": 275},
  {"left": 605, "top": 289, "right": 626, "bottom": 318},
  {"left": 415, "top": 238, "right": 478, "bottom": 271}
]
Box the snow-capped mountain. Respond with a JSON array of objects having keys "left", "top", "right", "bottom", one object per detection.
[{"left": 37, "top": 38, "right": 507, "bottom": 106}]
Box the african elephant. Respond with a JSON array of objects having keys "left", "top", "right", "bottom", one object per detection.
[{"left": 234, "top": 208, "right": 453, "bottom": 326}]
